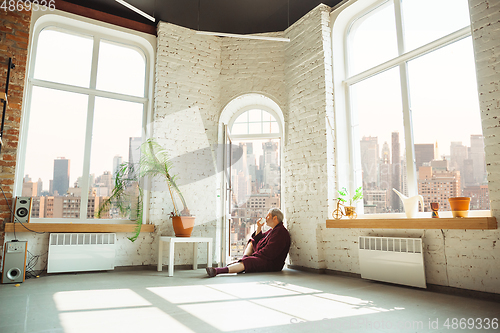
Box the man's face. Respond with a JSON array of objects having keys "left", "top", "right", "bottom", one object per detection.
[{"left": 265, "top": 213, "right": 275, "bottom": 226}]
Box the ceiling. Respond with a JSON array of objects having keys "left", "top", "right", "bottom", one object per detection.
[{"left": 65, "top": 0, "right": 344, "bottom": 34}]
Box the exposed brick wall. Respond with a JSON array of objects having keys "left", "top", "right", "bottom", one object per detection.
[
  {"left": 0, "top": 10, "right": 31, "bottom": 269},
  {"left": 154, "top": 22, "right": 290, "bottom": 266},
  {"left": 220, "top": 34, "right": 286, "bottom": 110},
  {"left": 469, "top": 0, "right": 500, "bottom": 219},
  {"left": 153, "top": 22, "right": 222, "bottom": 264},
  {"left": 283, "top": 5, "right": 333, "bottom": 269}
]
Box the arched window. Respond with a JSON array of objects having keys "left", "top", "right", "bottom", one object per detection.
[
  {"left": 16, "top": 13, "right": 154, "bottom": 222},
  {"left": 332, "top": 0, "right": 488, "bottom": 215},
  {"left": 219, "top": 94, "right": 284, "bottom": 260},
  {"left": 230, "top": 109, "right": 280, "bottom": 136}
]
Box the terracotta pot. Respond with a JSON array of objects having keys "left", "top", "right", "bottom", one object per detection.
[
  {"left": 171, "top": 216, "right": 195, "bottom": 237},
  {"left": 448, "top": 197, "right": 470, "bottom": 218}
]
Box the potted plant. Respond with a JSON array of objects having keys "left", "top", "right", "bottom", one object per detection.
[
  {"left": 138, "top": 139, "right": 194, "bottom": 237},
  {"left": 96, "top": 139, "right": 194, "bottom": 241},
  {"left": 336, "top": 186, "right": 363, "bottom": 219}
]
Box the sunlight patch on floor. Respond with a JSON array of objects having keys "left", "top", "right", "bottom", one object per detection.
[
  {"left": 147, "top": 285, "right": 237, "bottom": 304},
  {"left": 53, "top": 289, "right": 151, "bottom": 311},
  {"left": 179, "top": 300, "right": 297, "bottom": 331},
  {"left": 207, "top": 281, "right": 300, "bottom": 299},
  {"left": 59, "top": 307, "right": 194, "bottom": 333},
  {"left": 252, "top": 294, "right": 385, "bottom": 321}
]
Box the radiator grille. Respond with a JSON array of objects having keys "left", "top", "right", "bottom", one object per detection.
[
  {"left": 358, "top": 236, "right": 426, "bottom": 288},
  {"left": 359, "top": 236, "right": 422, "bottom": 253},
  {"left": 48, "top": 233, "right": 116, "bottom": 273}
]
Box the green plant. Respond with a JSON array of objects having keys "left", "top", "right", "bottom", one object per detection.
[
  {"left": 337, "top": 186, "right": 363, "bottom": 206},
  {"left": 96, "top": 138, "right": 189, "bottom": 242}
]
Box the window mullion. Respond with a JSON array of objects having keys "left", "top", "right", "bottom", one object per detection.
[
  {"left": 394, "top": 0, "right": 417, "bottom": 196},
  {"left": 79, "top": 38, "right": 100, "bottom": 221}
]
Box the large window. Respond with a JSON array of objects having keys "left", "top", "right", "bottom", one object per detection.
[
  {"left": 341, "top": 0, "right": 488, "bottom": 214},
  {"left": 17, "top": 16, "right": 152, "bottom": 221}
]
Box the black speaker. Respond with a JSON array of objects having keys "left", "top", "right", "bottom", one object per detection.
[
  {"left": 2, "top": 241, "right": 27, "bottom": 284},
  {"left": 12, "top": 197, "right": 32, "bottom": 223}
]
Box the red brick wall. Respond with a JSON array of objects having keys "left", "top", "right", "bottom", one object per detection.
[{"left": 0, "top": 9, "right": 31, "bottom": 265}]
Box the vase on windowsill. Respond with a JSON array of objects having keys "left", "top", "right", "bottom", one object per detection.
[{"left": 449, "top": 197, "right": 470, "bottom": 218}]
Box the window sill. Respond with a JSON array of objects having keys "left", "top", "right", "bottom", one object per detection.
[
  {"left": 4, "top": 223, "right": 155, "bottom": 233},
  {"left": 325, "top": 217, "right": 497, "bottom": 229}
]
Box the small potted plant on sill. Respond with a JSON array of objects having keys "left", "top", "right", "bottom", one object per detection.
[
  {"left": 334, "top": 186, "right": 363, "bottom": 219},
  {"left": 96, "top": 139, "right": 194, "bottom": 241}
]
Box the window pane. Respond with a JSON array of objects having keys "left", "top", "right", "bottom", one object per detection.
[
  {"left": 91, "top": 97, "right": 143, "bottom": 219},
  {"left": 270, "top": 122, "right": 279, "bottom": 133},
  {"left": 233, "top": 112, "right": 248, "bottom": 124},
  {"left": 348, "top": 1, "right": 398, "bottom": 76},
  {"left": 248, "top": 109, "right": 261, "bottom": 122},
  {"left": 24, "top": 87, "right": 88, "bottom": 218},
  {"left": 96, "top": 41, "right": 146, "bottom": 97},
  {"left": 402, "top": 0, "right": 470, "bottom": 52},
  {"left": 231, "top": 110, "right": 279, "bottom": 136},
  {"left": 351, "top": 67, "right": 405, "bottom": 214},
  {"left": 262, "top": 111, "right": 273, "bottom": 122},
  {"left": 408, "top": 38, "right": 488, "bottom": 211},
  {"left": 231, "top": 123, "right": 247, "bottom": 135},
  {"left": 34, "top": 28, "right": 93, "bottom": 87},
  {"left": 248, "top": 122, "right": 261, "bottom": 134}
]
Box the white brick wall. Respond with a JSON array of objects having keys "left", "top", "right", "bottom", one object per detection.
[
  {"left": 153, "top": 23, "right": 288, "bottom": 266},
  {"left": 153, "top": 22, "right": 222, "bottom": 265},
  {"left": 220, "top": 34, "right": 286, "bottom": 109},
  {"left": 284, "top": 5, "right": 333, "bottom": 269}
]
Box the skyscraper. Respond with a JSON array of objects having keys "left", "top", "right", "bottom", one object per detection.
[
  {"left": 53, "top": 158, "right": 70, "bottom": 196},
  {"left": 391, "top": 132, "right": 401, "bottom": 211},
  {"left": 360, "top": 136, "right": 379, "bottom": 189},
  {"left": 469, "top": 135, "right": 486, "bottom": 184},
  {"left": 128, "top": 137, "right": 141, "bottom": 180},
  {"left": 128, "top": 137, "right": 141, "bottom": 166},
  {"left": 414, "top": 144, "right": 435, "bottom": 169},
  {"left": 113, "top": 155, "right": 123, "bottom": 179}
]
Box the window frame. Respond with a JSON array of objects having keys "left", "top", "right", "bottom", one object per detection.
[
  {"left": 15, "top": 11, "right": 155, "bottom": 224},
  {"left": 332, "top": 0, "right": 475, "bottom": 216}
]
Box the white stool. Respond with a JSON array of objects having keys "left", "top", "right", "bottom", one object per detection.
[{"left": 157, "top": 236, "right": 213, "bottom": 277}]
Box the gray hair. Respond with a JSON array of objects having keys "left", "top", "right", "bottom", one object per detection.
[{"left": 268, "top": 207, "right": 283, "bottom": 223}]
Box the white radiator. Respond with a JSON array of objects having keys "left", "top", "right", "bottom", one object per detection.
[
  {"left": 358, "top": 236, "right": 426, "bottom": 288},
  {"left": 47, "top": 233, "right": 116, "bottom": 273}
]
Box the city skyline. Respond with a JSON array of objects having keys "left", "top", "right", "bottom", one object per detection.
[{"left": 360, "top": 132, "right": 489, "bottom": 214}]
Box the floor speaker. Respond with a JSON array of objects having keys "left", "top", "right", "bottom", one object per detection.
[
  {"left": 12, "top": 197, "right": 32, "bottom": 223},
  {"left": 2, "top": 241, "right": 27, "bottom": 284}
]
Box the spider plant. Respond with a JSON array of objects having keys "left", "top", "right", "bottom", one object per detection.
[
  {"left": 96, "top": 138, "right": 189, "bottom": 242},
  {"left": 337, "top": 186, "right": 363, "bottom": 206}
]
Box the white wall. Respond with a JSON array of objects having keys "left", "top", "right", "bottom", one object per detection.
[
  {"left": 283, "top": 5, "right": 334, "bottom": 269},
  {"left": 153, "top": 23, "right": 288, "bottom": 267}
]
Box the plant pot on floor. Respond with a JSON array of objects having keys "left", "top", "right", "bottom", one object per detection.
[
  {"left": 448, "top": 197, "right": 470, "bottom": 218},
  {"left": 172, "top": 216, "right": 195, "bottom": 237}
]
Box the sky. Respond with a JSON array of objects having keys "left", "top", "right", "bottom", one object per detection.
[{"left": 349, "top": 0, "right": 481, "bottom": 158}]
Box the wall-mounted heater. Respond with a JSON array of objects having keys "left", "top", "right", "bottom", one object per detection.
[
  {"left": 358, "top": 236, "right": 426, "bottom": 288},
  {"left": 48, "top": 233, "right": 116, "bottom": 273}
]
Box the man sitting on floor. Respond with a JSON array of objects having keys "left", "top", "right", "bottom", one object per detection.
[{"left": 206, "top": 208, "right": 290, "bottom": 277}]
